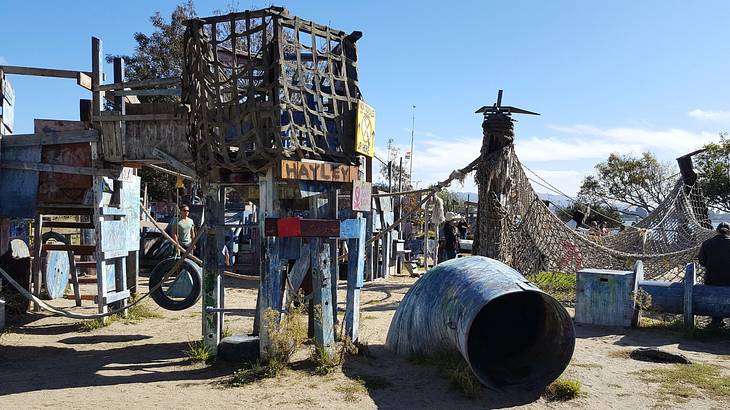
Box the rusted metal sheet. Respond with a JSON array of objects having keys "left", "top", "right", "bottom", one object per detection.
[
  {"left": 386, "top": 256, "right": 575, "bottom": 391},
  {"left": 35, "top": 119, "right": 93, "bottom": 205}
]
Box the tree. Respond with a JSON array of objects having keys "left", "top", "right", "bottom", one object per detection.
[
  {"left": 107, "top": 2, "right": 197, "bottom": 200},
  {"left": 695, "top": 133, "right": 730, "bottom": 212},
  {"left": 558, "top": 201, "right": 622, "bottom": 228},
  {"left": 578, "top": 152, "right": 676, "bottom": 213},
  {"left": 378, "top": 139, "right": 412, "bottom": 192}
]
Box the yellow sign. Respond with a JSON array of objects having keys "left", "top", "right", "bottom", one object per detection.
[{"left": 355, "top": 100, "right": 375, "bottom": 157}]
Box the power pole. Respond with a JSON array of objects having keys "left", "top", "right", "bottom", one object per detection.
[{"left": 409, "top": 105, "right": 416, "bottom": 187}]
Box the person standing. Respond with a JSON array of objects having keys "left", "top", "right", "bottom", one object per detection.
[
  {"left": 698, "top": 222, "right": 730, "bottom": 328},
  {"left": 172, "top": 204, "right": 195, "bottom": 253},
  {"left": 443, "top": 212, "right": 459, "bottom": 260}
]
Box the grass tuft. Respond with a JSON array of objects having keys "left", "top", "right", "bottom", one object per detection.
[
  {"left": 185, "top": 340, "right": 214, "bottom": 364},
  {"left": 530, "top": 271, "right": 576, "bottom": 304},
  {"left": 635, "top": 363, "right": 730, "bottom": 402},
  {"left": 230, "top": 359, "right": 283, "bottom": 386},
  {"left": 311, "top": 344, "right": 340, "bottom": 375},
  {"left": 543, "top": 378, "right": 582, "bottom": 401},
  {"left": 334, "top": 380, "right": 367, "bottom": 402},
  {"left": 408, "top": 350, "right": 481, "bottom": 399}
]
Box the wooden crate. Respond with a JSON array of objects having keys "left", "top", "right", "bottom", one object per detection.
[{"left": 575, "top": 268, "right": 637, "bottom": 327}]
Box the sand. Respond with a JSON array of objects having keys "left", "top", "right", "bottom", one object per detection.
[{"left": 2, "top": 273, "right": 730, "bottom": 409}]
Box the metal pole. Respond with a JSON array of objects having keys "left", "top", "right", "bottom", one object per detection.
[
  {"left": 398, "top": 156, "right": 403, "bottom": 223},
  {"left": 409, "top": 105, "right": 416, "bottom": 187},
  {"left": 388, "top": 161, "right": 393, "bottom": 192}
]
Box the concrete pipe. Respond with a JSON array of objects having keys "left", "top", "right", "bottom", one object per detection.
[{"left": 386, "top": 256, "right": 575, "bottom": 391}]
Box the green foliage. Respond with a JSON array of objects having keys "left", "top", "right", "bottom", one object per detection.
[
  {"left": 696, "top": 133, "right": 730, "bottom": 212},
  {"left": 543, "top": 378, "right": 582, "bottom": 401},
  {"left": 579, "top": 152, "right": 676, "bottom": 212},
  {"left": 185, "top": 340, "right": 213, "bottom": 363},
  {"left": 139, "top": 167, "right": 176, "bottom": 201},
  {"left": 530, "top": 271, "right": 577, "bottom": 304},
  {"left": 635, "top": 363, "right": 730, "bottom": 402},
  {"left": 229, "top": 359, "right": 282, "bottom": 386},
  {"left": 408, "top": 350, "right": 481, "bottom": 399}
]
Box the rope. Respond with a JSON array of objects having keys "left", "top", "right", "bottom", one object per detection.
[{"left": 0, "top": 229, "right": 203, "bottom": 320}]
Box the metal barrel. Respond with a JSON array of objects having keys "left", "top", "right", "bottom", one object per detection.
[{"left": 386, "top": 256, "right": 575, "bottom": 391}]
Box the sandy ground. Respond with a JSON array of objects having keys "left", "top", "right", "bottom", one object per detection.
[{"left": 2, "top": 272, "right": 730, "bottom": 409}]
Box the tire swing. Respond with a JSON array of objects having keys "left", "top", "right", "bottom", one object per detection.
[
  {"left": 148, "top": 256, "right": 202, "bottom": 311},
  {"left": 41, "top": 231, "right": 71, "bottom": 300}
]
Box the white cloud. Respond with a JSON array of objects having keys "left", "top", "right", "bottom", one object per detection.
[
  {"left": 515, "top": 136, "right": 641, "bottom": 162},
  {"left": 688, "top": 108, "right": 730, "bottom": 122}
]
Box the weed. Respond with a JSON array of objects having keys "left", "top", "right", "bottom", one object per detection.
[
  {"left": 635, "top": 363, "right": 730, "bottom": 401},
  {"left": 543, "top": 378, "right": 582, "bottom": 401},
  {"left": 185, "top": 340, "right": 213, "bottom": 364},
  {"left": 222, "top": 326, "right": 233, "bottom": 338},
  {"left": 408, "top": 350, "right": 481, "bottom": 399},
  {"left": 311, "top": 344, "right": 340, "bottom": 375},
  {"left": 77, "top": 316, "right": 116, "bottom": 332},
  {"left": 632, "top": 288, "right": 653, "bottom": 310},
  {"left": 362, "top": 315, "right": 377, "bottom": 320},
  {"left": 230, "top": 359, "right": 283, "bottom": 386},
  {"left": 571, "top": 361, "right": 604, "bottom": 369},
  {"left": 125, "top": 297, "right": 164, "bottom": 322},
  {"left": 530, "top": 271, "right": 576, "bottom": 304},
  {"left": 335, "top": 380, "right": 367, "bottom": 402},
  {"left": 640, "top": 315, "right": 730, "bottom": 340}
]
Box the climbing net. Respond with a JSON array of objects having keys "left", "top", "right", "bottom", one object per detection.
[
  {"left": 493, "top": 148, "right": 714, "bottom": 281},
  {"left": 182, "top": 8, "right": 361, "bottom": 176}
]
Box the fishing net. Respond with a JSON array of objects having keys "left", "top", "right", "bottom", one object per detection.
[
  {"left": 182, "top": 7, "right": 361, "bottom": 177},
  {"left": 475, "top": 118, "right": 715, "bottom": 281}
]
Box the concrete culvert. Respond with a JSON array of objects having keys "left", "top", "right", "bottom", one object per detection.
[{"left": 386, "top": 256, "right": 575, "bottom": 392}]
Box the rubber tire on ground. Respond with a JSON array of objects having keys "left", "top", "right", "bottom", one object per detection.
[{"left": 148, "top": 257, "right": 202, "bottom": 311}]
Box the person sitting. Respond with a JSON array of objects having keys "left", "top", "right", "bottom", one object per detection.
[{"left": 698, "top": 222, "right": 730, "bottom": 329}]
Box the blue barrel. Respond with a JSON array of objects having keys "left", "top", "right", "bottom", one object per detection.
[{"left": 386, "top": 256, "right": 575, "bottom": 391}]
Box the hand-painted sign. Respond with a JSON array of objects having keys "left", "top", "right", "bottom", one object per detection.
[
  {"left": 351, "top": 180, "right": 372, "bottom": 212},
  {"left": 355, "top": 100, "right": 375, "bottom": 157},
  {"left": 280, "top": 159, "right": 359, "bottom": 183}
]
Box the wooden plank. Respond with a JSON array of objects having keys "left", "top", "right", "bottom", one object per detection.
[
  {"left": 64, "top": 293, "right": 96, "bottom": 301},
  {"left": 311, "top": 239, "right": 334, "bottom": 355},
  {"left": 32, "top": 214, "right": 43, "bottom": 311},
  {"left": 684, "top": 263, "right": 695, "bottom": 330},
  {"left": 345, "top": 218, "right": 366, "bottom": 341},
  {"left": 0, "top": 65, "right": 92, "bottom": 79},
  {"left": 91, "top": 37, "right": 103, "bottom": 116},
  {"left": 264, "top": 218, "right": 340, "bottom": 237},
  {"left": 203, "top": 186, "right": 225, "bottom": 352},
  {"left": 77, "top": 72, "right": 92, "bottom": 91},
  {"left": 94, "top": 77, "right": 181, "bottom": 92},
  {"left": 152, "top": 148, "right": 197, "bottom": 177},
  {"left": 280, "top": 159, "right": 358, "bottom": 183},
  {"left": 145, "top": 163, "right": 194, "bottom": 180},
  {"left": 41, "top": 221, "right": 95, "bottom": 229},
  {"left": 1, "top": 161, "right": 121, "bottom": 178},
  {"left": 103, "top": 289, "right": 130, "bottom": 305},
  {"left": 0, "top": 130, "right": 98, "bottom": 147},
  {"left": 0, "top": 145, "right": 40, "bottom": 218},
  {"left": 93, "top": 113, "right": 180, "bottom": 122},
  {"left": 111, "top": 87, "right": 181, "bottom": 97},
  {"left": 43, "top": 244, "right": 96, "bottom": 254}
]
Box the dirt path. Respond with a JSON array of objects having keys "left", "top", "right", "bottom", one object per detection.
[{"left": 2, "top": 274, "right": 730, "bottom": 409}]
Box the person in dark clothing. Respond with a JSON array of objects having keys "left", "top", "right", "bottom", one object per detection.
[
  {"left": 443, "top": 213, "right": 459, "bottom": 260},
  {"left": 457, "top": 220, "right": 469, "bottom": 239},
  {"left": 698, "top": 222, "right": 730, "bottom": 328}
]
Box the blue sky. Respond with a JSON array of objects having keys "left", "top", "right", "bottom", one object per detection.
[{"left": 2, "top": 0, "right": 729, "bottom": 195}]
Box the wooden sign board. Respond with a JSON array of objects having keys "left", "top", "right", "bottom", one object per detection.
[
  {"left": 355, "top": 100, "right": 375, "bottom": 157},
  {"left": 280, "top": 159, "right": 358, "bottom": 183},
  {"left": 0, "top": 74, "right": 15, "bottom": 134},
  {"left": 351, "top": 180, "right": 372, "bottom": 212}
]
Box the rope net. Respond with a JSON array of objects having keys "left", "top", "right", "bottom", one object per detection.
[
  {"left": 483, "top": 148, "right": 714, "bottom": 281},
  {"left": 182, "top": 8, "right": 361, "bottom": 176}
]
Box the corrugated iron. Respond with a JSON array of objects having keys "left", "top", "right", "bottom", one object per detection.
[{"left": 386, "top": 256, "right": 575, "bottom": 391}]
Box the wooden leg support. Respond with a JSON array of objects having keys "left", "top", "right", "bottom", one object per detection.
[
  {"left": 684, "top": 263, "right": 696, "bottom": 330},
  {"left": 311, "top": 239, "right": 334, "bottom": 356},
  {"left": 345, "top": 218, "right": 366, "bottom": 342}
]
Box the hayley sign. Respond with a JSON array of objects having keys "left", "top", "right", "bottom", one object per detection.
[{"left": 280, "top": 159, "right": 359, "bottom": 183}]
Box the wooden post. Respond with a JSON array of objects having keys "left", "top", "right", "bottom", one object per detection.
[
  {"left": 684, "top": 263, "right": 696, "bottom": 330},
  {"left": 32, "top": 214, "right": 43, "bottom": 311},
  {"left": 345, "top": 218, "right": 366, "bottom": 341},
  {"left": 631, "top": 260, "right": 644, "bottom": 327},
  {"left": 328, "top": 188, "right": 339, "bottom": 331},
  {"left": 256, "top": 167, "right": 280, "bottom": 354},
  {"left": 202, "top": 184, "right": 225, "bottom": 353},
  {"left": 311, "top": 238, "right": 334, "bottom": 355},
  {"left": 364, "top": 211, "right": 374, "bottom": 282},
  {"left": 91, "top": 37, "right": 103, "bottom": 117}
]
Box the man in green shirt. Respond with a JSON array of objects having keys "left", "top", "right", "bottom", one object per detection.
[{"left": 172, "top": 204, "right": 195, "bottom": 250}]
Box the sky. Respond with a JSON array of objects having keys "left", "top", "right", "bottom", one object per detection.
[{"left": 2, "top": 0, "right": 730, "bottom": 196}]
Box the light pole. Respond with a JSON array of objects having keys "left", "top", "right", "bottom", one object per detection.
[{"left": 409, "top": 105, "right": 416, "bottom": 187}]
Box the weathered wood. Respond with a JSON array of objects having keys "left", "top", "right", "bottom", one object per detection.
[
  {"left": 68, "top": 252, "right": 81, "bottom": 306},
  {"left": 280, "top": 159, "right": 359, "bottom": 183},
  {"left": 32, "top": 214, "right": 43, "bottom": 311},
  {"left": 258, "top": 236, "right": 281, "bottom": 357},
  {"left": 43, "top": 244, "right": 96, "bottom": 254},
  {"left": 684, "top": 263, "right": 695, "bottom": 330},
  {"left": 264, "top": 218, "right": 340, "bottom": 237},
  {"left": 41, "top": 221, "right": 95, "bottom": 229},
  {"left": 1, "top": 161, "right": 121, "bottom": 178},
  {"left": 345, "top": 218, "right": 366, "bottom": 341},
  {"left": 93, "top": 113, "right": 181, "bottom": 122},
  {"left": 152, "top": 148, "right": 197, "bottom": 178},
  {"left": 0, "top": 130, "right": 98, "bottom": 147},
  {"left": 111, "top": 87, "right": 181, "bottom": 97},
  {"left": 631, "top": 260, "right": 644, "bottom": 327},
  {"left": 91, "top": 37, "right": 102, "bottom": 116},
  {"left": 311, "top": 239, "right": 334, "bottom": 355},
  {"left": 203, "top": 186, "right": 225, "bottom": 352},
  {"left": 0, "top": 65, "right": 92, "bottom": 79},
  {"left": 575, "top": 269, "right": 637, "bottom": 327},
  {"left": 0, "top": 145, "right": 40, "bottom": 218},
  {"left": 145, "top": 163, "right": 194, "bottom": 180},
  {"left": 77, "top": 72, "right": 92, "bottom": 91},
  {"left": 102, "top": 288, "right": 130, "bottom": 305},
  {"left": 94, "top": 77, "right": 181, "bottom": 92}
]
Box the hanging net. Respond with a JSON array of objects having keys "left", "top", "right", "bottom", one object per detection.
[
  {"left": 182, "top": 7, "right": 362, "bottom": 176},
  {"left": 480, "top": 147, "right": 715, "bottom": 281}
]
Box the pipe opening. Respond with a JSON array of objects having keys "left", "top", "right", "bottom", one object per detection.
[{"left": 467, "top": 290, "right": 575, "bottom": 391}]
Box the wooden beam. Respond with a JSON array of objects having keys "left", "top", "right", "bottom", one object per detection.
[
  {"left": 93, "top": 114, "right": 180, "bottom": 122},
  {"left": 91, "top": 37, "right": 102, "bottom": 116},
  {"left": 111, "top": 87, "right": 181, "bottom": 97},
  {"left": 0, "top": 65, "right": 92, "bottom": 79},
  {"left": 144, "top": 163, "right": 194, "bottom": 180},
  {"left": 43, "top": 244, "right": 96, "bottom": 254},
  {"left": 0, "top": 130, "right": 98, "bottom": 147},
  {"left": 41, "top": 221, "right": 95, "bottom": 229},
  {"left": 1, "top": 161, "right": 121, "bottom": 178},
  {"left": 94, "top": 77, "right": 181, "bottom": 91},
  {"left": 152, "top": 148, "right": 197, "bottom": 178}
]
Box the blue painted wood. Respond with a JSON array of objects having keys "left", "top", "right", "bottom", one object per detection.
[
  {"left": 345, "top": 217, "right": 366, "bottom": 341},
  {"left": 258, "top": 236, "right": 281, "bottom": 357},
  {"left": 311, "top": 238, "right": 334, "bottom": 354},
  {"left": 0, "top": 145, "right": 40, "bottom": 218},
  {"left": 684, "top": 263, "right": 695, "bottom": 329},
  {"left": 576, "top": 268, "right": 637, "bottom": 327},
  {"left": 339, "top": 219, "right": 362, "bottom": 239},
  {"left": 203, "top": 188, "right": 225, "bottom": 353},
  {"left": 44, "top": 249, "right": 70, "bottom": 299}
]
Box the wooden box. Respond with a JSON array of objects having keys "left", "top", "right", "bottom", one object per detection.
[{"left": 576, "top": 269, "right": 637, "bottom": 327}]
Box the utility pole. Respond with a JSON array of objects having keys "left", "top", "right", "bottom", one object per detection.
[
  {"left": 409, "top": 105, "right": 416, "bottom": 187},
  {"left": 388, "top": 160, "right": 393, "bottom": 192}
]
